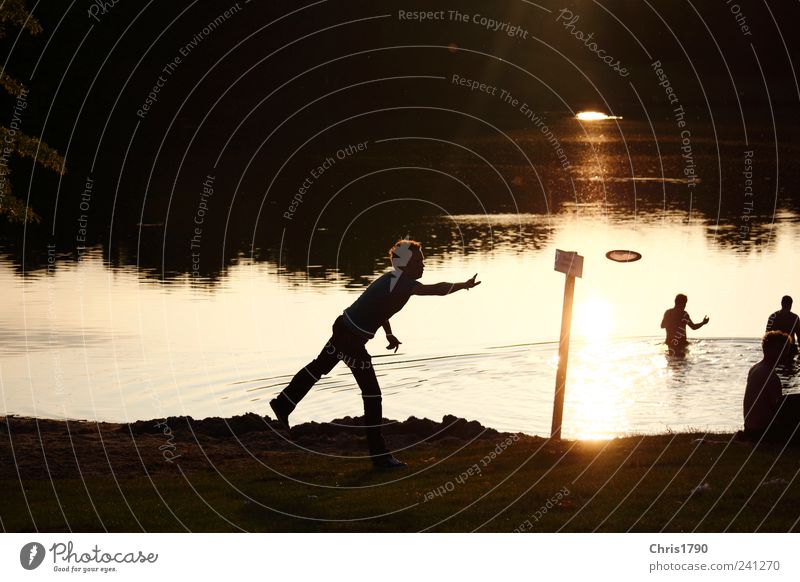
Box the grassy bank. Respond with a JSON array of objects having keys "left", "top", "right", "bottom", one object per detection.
[{"left": 1, "top": 414, "right": 799, "bottom": 532}]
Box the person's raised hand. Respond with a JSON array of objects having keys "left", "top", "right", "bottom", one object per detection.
[
  {"left": 465, "top": 273, "right": 481, "bottom": 290},
  {"left": 702, "top": 315, "right": 710, "bottom": 325},
  {"left": 386, "top": 334, "right": 402, "bottom": 353}
]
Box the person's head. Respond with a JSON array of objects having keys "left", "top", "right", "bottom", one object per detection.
[
  {"left": 388, "top": 239, "right": 424, "bottom": 279},
  {"left": 762, "top": 330, "right": 792, "bottom": 361},
  {"left": 781, "top": 295, "right": 793, "bottom": 310},
  {"left": 674, "top": 293, "right": 687, "bottom": 309}
]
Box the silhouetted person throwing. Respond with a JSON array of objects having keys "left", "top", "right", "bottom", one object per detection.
[
  {"left": 743, "top": 331, "right": 800, "bottom": 444},
  {"left": 766, "top": 295, "right": 799, "bottom": 359},
  {"left": 661, "top": 293, "right": 709, "bottom": 354},
  {"left": 270, "top": 239, "right": 481, "bottom": 469}
]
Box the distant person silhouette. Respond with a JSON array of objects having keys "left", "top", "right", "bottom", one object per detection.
[
  {"left": 661, "top": 293, "right": 709, "bottom": 354},
  {"left": 766, "top": 295, "right": 799, "bottom": 359},
  {"left": 270, "top": 239, "right": 481, "bottom": 469},
  {"left": 742, "top": 331, "right": 800, "bottom": 444}
]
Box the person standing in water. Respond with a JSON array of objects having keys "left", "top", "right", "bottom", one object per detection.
[
  {"left": 766, "top": 295, "right": 799, "bottom": 358},
  {"left": 270, "top": 239, "right": 481, "bottom": 469},
  {"left": 660, "top": 293, "right": 709, "bottom": 354}
]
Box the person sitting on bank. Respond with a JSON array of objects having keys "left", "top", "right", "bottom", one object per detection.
[
  {"left": 766, "top": 295, "right": 799, "bottom": 358},
  {"left": 660, "top": 293, "right": 709, "bottom": 353},
  {"left": 269, "top": 239, "right": 481, "bottom": 469},
  {"left": 742, "top": 331, "right": 800, "bottom": 444}
]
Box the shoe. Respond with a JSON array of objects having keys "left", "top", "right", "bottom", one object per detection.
[
  {"left": 269, "top": 398, "right": 290, "bottom": 430},
  {"left": 372, "top": 455, "right": 407, "bottom": 469}
]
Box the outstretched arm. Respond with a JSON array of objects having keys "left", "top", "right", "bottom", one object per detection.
[
  {"left": 412, "top": 273, "right": 481, "bottom": 296},
  {"left": 687, "top": 314, "right": 710, "bottom": 330},
  {"left": 382, "top": 320, "right": 401, "bottom": 352}
]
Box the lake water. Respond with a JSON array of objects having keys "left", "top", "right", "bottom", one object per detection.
[{"left": 3, "top": 207, "right": 799, "bottom": 439}]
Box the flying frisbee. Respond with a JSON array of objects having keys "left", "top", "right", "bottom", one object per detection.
[{"left": 605, "top": 249, "right": 642, "bottom": 263}]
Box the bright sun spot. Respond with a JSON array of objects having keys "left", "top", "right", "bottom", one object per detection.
[
  {"left": 575, "top": 110, "right": 623, "bottom": 121},
  {"left": 575, "top": 297, "right": 615, "bottom": 341}
]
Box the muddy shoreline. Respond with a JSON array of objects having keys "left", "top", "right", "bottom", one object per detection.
[{"left": 0, "top": 413, "right": 533, "bottom": 480}]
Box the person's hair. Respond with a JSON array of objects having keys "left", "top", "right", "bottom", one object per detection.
[
  {"left": 781, "top": 295, "right": 793, "bottom": 309},
  {"left": 762, "top": 330, "right": 792, "bottom": 360},
  {"left": 674, "top": 293, "right": 687, "bottom": 305},
  {"left": 388, "top": 239, "right": 423, "bottom": 263}
]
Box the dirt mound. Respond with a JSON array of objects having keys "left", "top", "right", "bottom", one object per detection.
[
  {"left": 123, "top": 413, "right": 502, "bottom": 442},
  {"left": 0, "top": 414, "right": 519, "bottom": 480},
  {"left": 126, "top": 412, "right": 272, "bottom": 439}
]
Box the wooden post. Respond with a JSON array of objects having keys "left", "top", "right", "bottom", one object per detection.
[
  {"left": 551, "top": 250, "right": 583, "bottom": 440},
  {"left": 551, "top": 275, "right": 575, "bottom": 439}
]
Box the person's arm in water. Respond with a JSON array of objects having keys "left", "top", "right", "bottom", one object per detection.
[
  {"left": 411, "top": 273, "right": 481, "bottom": 296},
  {"left": 686, "top": 313, "right": 710, "bottom": 330},
  {"left": 660, "top": 310, "right": 668, "bottom": 329},
  {"left": 382, "top": 320, "right": 401, "bottom": 352}
]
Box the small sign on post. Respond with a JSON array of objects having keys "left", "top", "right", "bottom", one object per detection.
[
  {"left": 551, "top": 249, "right": 583, "bottom": 440},
  {"left": 554, "top": 249, "right": 584, "bottom": 278}
]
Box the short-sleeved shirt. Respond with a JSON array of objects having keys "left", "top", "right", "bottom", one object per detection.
[
  {"left": 661, "top": 308, "right": 690, "bottom": 346},
  {"left": 766, "top": 310, "right": 800, "bottom": 337},
  {"left": 743, "top": 360, "right": 783, "bottom": 431},
  {"left": 342, "top": 271, "right": 418, "bottom": 338}
]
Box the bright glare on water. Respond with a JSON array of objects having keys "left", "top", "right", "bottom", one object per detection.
[{"left": 575, "top": 110, "right": 623, "bottom": 121}]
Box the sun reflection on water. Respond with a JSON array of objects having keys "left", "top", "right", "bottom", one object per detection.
[
  {"left": 575, "top": 296, "right": 615, "bottom": 342},
  {"left": 566, "top": 340, "right": 668, "bottom": 440},
  {"left": 575, "top": 110, "right": 623, "bottom": 121},
  {"left": 560, "top": 297, "right": 671, "bottom": 439}
]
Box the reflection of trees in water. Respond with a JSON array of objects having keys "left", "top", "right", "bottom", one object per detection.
[
  {"left": 270, "top": 212, "right": 554, "bottom": 287},
  {"left": 2, "top": 117, "right": 797, "bottom": 283},
  {"left": 706, "top": 221, "right": 779, "bottom": 251},
  {"left": 2, "top": 203, "right": 796, "bottom": 285}
]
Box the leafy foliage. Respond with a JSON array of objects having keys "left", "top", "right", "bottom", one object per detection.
[{"left": 0, "top": 0, "right": 65, "bottom": 224}]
